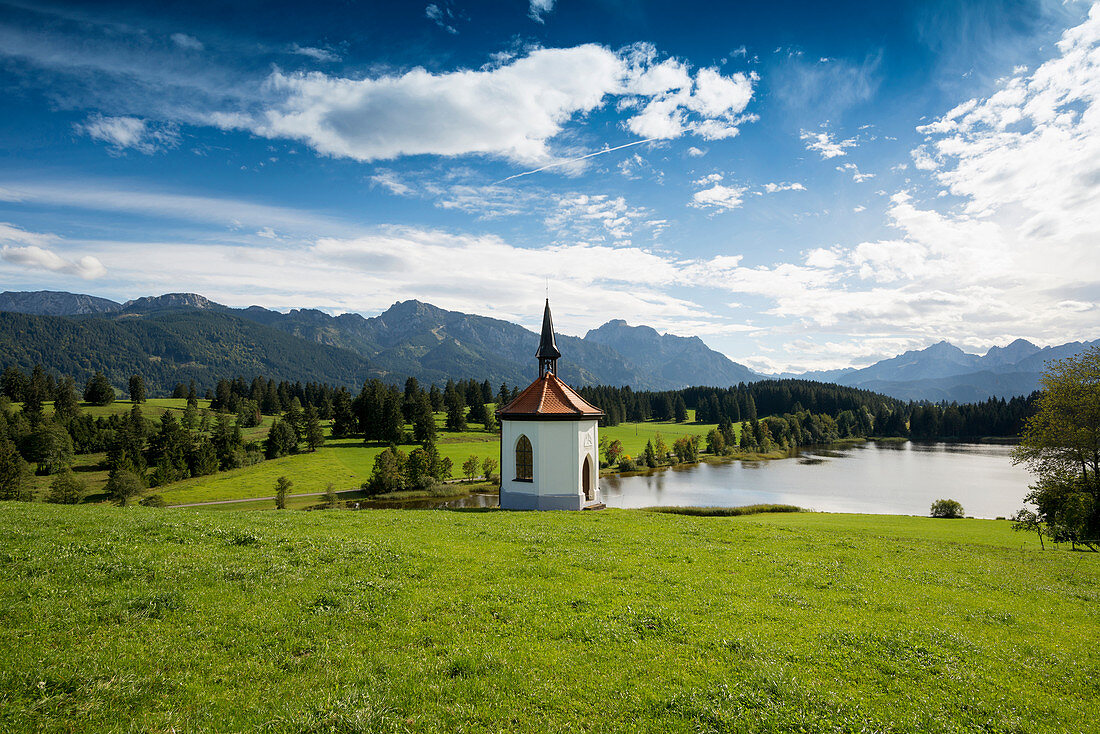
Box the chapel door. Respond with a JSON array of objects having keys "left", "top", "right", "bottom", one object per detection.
[{"left": 582, "top": 455, "right": 593, "bottom": 501}]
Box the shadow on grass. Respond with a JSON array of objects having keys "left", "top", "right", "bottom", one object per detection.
[{"left": 642, "top": 504, "right": 802, "bottom": 517}]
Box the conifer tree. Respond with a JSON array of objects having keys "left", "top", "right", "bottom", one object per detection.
[
  {"left": 53, "top": 376, "right": 81, "bottom": 421},
  {"left": 83, "top": 372, "right": 115, "bottom": 406},
  {"left": 304, "top": 404, "right": 325, "bottom": 451},
  {"left": 412, "top": 392, "right": 436, "bottom": 443},
  {"left": 128, "top": 374, "right": 146, "bottom": 403},
  {"left": 0, "top": 434, "right": 32, "bottom": 501}
]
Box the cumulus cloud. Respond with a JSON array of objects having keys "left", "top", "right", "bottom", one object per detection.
[
  {"left": 0, "top": 223, "right": 106, "bottom": 279},
  {"left": 230, "top": 44, "right": 758, "bottom": 166},
  {"left": 77, "top": 115, "right": 180, "bottom": 154},
  {"left": 529, "top": 0, "right": 555, "bottom": 23},
  {"left": 249, "top": 45, "right": 623, "bottom": 164},
  {"left": 836, "top": 162, "right": 875, "bottom": 182},
  {"left": 690, "top": 184, "right": 747, "bottom": 211},
  {"left": 800, "top": 129, "right": 857, "bottom": 158},
  {"left": 621, "top": 46, "right": 757, "bottom": 141},
  {"left": 762, "top": 181, "right": 806, "bottom": 193}
]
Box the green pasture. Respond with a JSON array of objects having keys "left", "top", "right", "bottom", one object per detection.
[
  {"left": 0, "top": 503, "right": 1095, "bottom": 732},
  {"left": 13, "top": 399, "right": 728, "bottom": 504}
]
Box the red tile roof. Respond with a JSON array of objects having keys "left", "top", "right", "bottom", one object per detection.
[{"left": 498, "top": 373, "right": 604, "bottom": 419}]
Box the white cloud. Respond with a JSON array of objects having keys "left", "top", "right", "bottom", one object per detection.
[
  {"left": 170, "top": 33, "right": 203, "bottom": 51},
  {"left": 621, "top": 46, "right": 757, "bottom": 142},
  {"left": 249, "top": 46, "right": 623, "bottom": 164},
  {"left": 853, "top": 205, "right": 866, "bottom": 212},
  {"left": 529, "top": 0, "right": 555, "bottom": 23},
  {"left": 0, "top": 223, "right": 106, "bottom": 279},
  {"left": 762, "top": 181, "right": 806, "bottom": 194},
  {"left": 77, "top": 115, "right": 180, "bottom": 154},
  {"left": 800, "top": 129, "right": 857, "bottom": 159},
  {"left": 544, "top": 194, "right": 651, "bottom": 241},
  {"left": 241, "top": 44, "right": 758, "bottom": 166},
  {"left": 686, "top": 146, "right": 706, "bottom": 157},
  {"left": 836, "top": 162, "right": 875, "bottom": 182},
  {"left": 290, "top": 44, "right": 340, "bottom": 63},
  {"left": 255, "top": 227, "right": 279, "bottom": 240},
  {"left": 425, "top": 4, "right": 458, "bottom": 34},
  {"left": 693, "top": 173, "right": 723, "bottom": 186},
  {"left": 78, "top": 228, "right": 716, "bottom": 336},
  {"left": 370, "top": 170, "right": 413, "bottom": 196},
  {"left": 690, "top": 184, "right": 747, "bottom": 211}
]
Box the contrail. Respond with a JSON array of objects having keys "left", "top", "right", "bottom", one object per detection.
[{"left": 493, "top": 138, "right": 658, "bottom": 184}]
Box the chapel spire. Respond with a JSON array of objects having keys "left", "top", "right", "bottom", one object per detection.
[{"left": 535, "top": 298, "right": 561, "bottom": 376}]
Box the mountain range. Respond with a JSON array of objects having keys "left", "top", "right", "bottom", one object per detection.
[{"left": 0, "top": 290, "right": 1094, "bottom": 402}]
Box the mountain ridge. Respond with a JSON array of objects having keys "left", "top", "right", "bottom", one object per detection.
[{"left": 0, "top": 290, "right": 1094, "bottom": 401}]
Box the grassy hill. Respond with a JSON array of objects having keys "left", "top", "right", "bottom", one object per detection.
[{"left": 0, "top": 503, "right": 1095, "bottom": 732}]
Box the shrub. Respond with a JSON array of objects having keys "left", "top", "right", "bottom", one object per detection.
[
  {"left": 45, "top": 470, "right": 85, "bottom": 504},
  {"left": 618, "top": 455, "right": 636, "bottom": 472},
  {"left": 930, "top": 498, "right": 964, "bottom": 518},
  {"left": 274, "top": 476, "right": 292, "bottom": 509}
]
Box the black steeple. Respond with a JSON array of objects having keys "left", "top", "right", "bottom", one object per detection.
[{"left": 535, "top": 298, "right": 561, "bottom": 376}]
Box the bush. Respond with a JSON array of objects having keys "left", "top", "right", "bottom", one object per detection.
[
  {"left": 45, "top": 470, "right": 85, "bottom": 504},
  {"left": 618, "top": 455, "right": 636, "bottom": 472},
  {"left": 930, "top": 498, "right": 964, "bottom": 518}
]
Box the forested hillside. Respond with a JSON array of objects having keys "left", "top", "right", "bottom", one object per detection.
[{"left": 0, "top": 311, "right": 372, "bottom": 393}]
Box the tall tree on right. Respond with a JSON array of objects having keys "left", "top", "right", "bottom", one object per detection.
[{"left": 1012, "top": 346, "right": 1100, "bottom": 549}]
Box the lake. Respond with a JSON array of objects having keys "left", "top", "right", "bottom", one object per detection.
[{"left": 601, "top": 441, "right": 1032, "bottom": 519}]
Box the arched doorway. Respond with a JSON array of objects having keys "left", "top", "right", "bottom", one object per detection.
[{"left": 582, "top": 455, "right": 594, "bottom": 501}]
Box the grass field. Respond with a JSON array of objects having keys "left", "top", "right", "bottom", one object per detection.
[
  {"left": 14, "top": 399, "right": 723, "bottom": 504},
  {"left": 0, "top": 502, "right": 1095, "bottom": 733}
]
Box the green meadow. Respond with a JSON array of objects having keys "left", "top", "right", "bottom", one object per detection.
[
  {"left": 17, "top": 399, "right": 723, "bottom": 505},
  {"left": 0, "top": 503, "right": 1095, "bottom": 733}
]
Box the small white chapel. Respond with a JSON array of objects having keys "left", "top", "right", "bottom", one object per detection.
[{"left": 496, "top": 300, "right": 605, "bottom": 511}]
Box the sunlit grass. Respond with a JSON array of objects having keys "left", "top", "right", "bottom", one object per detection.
[{"left": 0, "top": 503, "right": 1094, "bottom": 732}]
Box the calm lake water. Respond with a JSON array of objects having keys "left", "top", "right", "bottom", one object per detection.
[{"left": 601, "top": 441, "right": 1033, "bottom": 519}]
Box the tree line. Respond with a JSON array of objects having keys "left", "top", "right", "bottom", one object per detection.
[{"left": 579, "top": 380, "right": 1035, "bottom": 439}]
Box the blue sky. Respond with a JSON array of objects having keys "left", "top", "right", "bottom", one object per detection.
[{"left": 0, "top": 0, "right": 1097, "bottom": 371}]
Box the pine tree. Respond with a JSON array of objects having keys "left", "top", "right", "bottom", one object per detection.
[
  {"left": 444, "top": 380, "right": 467, "bottom": 431},
  {"left": 331, "top": 389, "right": 357, "bottom": 438},
  {"left": 412, "top": 392, "right": 436, "bottom": 443},
  {"left": 52, "top": 376, "right": 81, "bottom": 421},
  {"left": 0, "top": 434, "right": 32, "bottom": 501},
  {"left": 674, "top": 395, "right": 688, "bottom": 423},
  {"left": 304, "top": 404, "right": 325, "bottom": 451},
  {"left": 128, "top": 374, "right": 146, "bottom": 403},
  {"left": 83, "top": 372, "right": 115, "bottom": 406}
]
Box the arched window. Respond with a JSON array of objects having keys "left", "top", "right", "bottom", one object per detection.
[{"left": 515, "top": 435, "right": 533, "bottom": 481}]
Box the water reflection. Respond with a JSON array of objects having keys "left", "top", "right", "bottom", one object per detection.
[{"left": 601, "top": 440, "right": 1031, "bottom": 519}]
